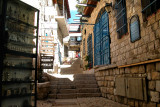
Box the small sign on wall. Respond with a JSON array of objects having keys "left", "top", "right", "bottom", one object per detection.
[{"left": 130, "top": 15, "right": 141, "bottom": 42}]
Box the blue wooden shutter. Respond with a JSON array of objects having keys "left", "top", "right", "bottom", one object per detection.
[
  {"left": 101, "top": 12, "right": 110, "bottom": 65},
  {"left": 94, "top": 11, "right": 110, "bottom": 66}
]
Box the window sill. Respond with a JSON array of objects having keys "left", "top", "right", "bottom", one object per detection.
[
  {"left": 118, "top": 32, "right": 129, "bottom": 39},
  {"left": 146, "top": 13, "right": 156, "bottom": 21},
  {"left": 145, "top": 8, "right": 160, "bottom": 21}
]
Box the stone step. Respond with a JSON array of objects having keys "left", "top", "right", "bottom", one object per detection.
[
  {"left": 53, "top": 99, "right": 78, "bottom": 106},
  {"left": 57, "top": 84, "right": 76, "bottom": 89},
  {"left": 50, "top": 81, "right": 59, "bottom": 85},
  {"left": 77, "top": 88, "right": 100, "bottom": 93},
  {"left": 53, "top": 101, "right": 78, "bottom": 106},
  {"left": 74, "top": 77, "right": 96, "bottom": 80},
  {"left": 57, "top": 94, "right": 77, "bottom": 99},
  {"left": 48, "top": 94, "right": 57, "bottom": 99},
  {"left": 77, "top": 93, "right": 101, "bottom": 98},
  {"left": 58, "top": 78, "right": 73, "bottom": 82},
  {"left": 74, "top": 74, "right": 95, "bottom": 78},
  {"left": 50, "top": 89, "right": 57, "bottom": 94},
  {"left": 49, "top": 78, "right": 59, "bottom": 81},
  {"left": 58, "top": 82, "right": 75, "bottom": 85},
  {"left": 76, "top": 84, "right": 98, "bottom": 88},
  {"left": 50, "top": 81, "right": 74, "bottom": 85},
  {"left": 58, "top": 89, "right": 77, "bottom": 94},
  {"left": 61, "top": 70, "right": 83, "bottom": 74},
  {"left": 75, "top": 80, "right": 97, "bottom": 84},
  {"left": 50, "top": 85, "right": 57, "bottom": 89}
]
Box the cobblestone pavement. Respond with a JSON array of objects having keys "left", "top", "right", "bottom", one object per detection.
[{"left": 37, "top": 97, "right": 129, "bottom": 107}]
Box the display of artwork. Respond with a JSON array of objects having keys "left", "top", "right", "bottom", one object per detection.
[{"left": 0, "top": 0, "right": 39, "bottom": 106}]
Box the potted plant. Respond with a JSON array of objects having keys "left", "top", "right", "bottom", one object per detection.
[{"left": 84, "top": 55, "right": 91, "bottom": 70}]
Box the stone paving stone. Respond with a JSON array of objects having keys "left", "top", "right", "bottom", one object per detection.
[{"left": 37, "top": 97, "right": 129, "bottom": 107}]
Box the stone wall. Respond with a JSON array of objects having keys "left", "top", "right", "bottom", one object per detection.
[
  {"left": 108, "top": 0, "right": 160, "bottom": 66},
  {"left": 95, "top": 62, "right": 160, "bottom": 106}
]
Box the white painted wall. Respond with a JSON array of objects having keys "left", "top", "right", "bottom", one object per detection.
[{"left": 20, "top": 0, "right": 40, "bottom": 9}]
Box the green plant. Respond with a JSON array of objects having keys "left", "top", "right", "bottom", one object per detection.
[
  {"left": 85, "top": 55, "right": 90, "bottom": 61},
  {"left": 84, "top": 55, "right": 91, "bottom": 70},
  {"left": 85, "top": 63, "right": 89, "bottom": 70}
]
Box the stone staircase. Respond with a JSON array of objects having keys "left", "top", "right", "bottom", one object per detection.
[
  {"left": 48, "top": 74, "right": 101, "bottom": 99},
  {"left": 60, "top": 58, "right": 83, "bottom": 74},
  {"left": 75, "top": 74, "right": 101, "bottom": 98}
]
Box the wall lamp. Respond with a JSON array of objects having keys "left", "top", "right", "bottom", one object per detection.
[
  {"left": 70, "top": 23, "right": 95, "bottom": 25},
  {"left": 78, "top": 0, "right": 100, "bottom": 3},
  {"left": 73, "top": 19, "right": 88, "bottom": 22},
  {"left": 105, "top": 2, "right": 112, "bottom": 13},
  {"left": 77, "top": 3, "right": 96, "bottom": 7},
  {"left": 90, "top": 0, "right": 100, "bottom": 1},
  {"left": 105, "top": 2, "right": 112, "bottom": 7},
  {"left": 75, "top": 14, "right": 90, "bottom": 18}
]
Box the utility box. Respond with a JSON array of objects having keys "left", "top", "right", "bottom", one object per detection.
[
  {"left": 115, "top": 77, "right": 147, "bottom": 101},
  {"left": 115, "top": 77, "right": 126, "bottom": 96}
]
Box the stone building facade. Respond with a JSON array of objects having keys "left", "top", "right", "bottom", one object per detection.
[
  {"left": 21, "top": 0, "right": 70, "bottom": 73},
  {"left": 81, "top": 0, "right": 160, "bottom": 106}
]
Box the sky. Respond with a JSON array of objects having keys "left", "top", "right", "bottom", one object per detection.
[{"left": 68, "top": 0, "right": 80, "bottom": 23}]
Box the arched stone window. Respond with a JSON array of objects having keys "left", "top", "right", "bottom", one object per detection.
[{"left": 130, "top": 15, "right": 141, "bottom": 42}]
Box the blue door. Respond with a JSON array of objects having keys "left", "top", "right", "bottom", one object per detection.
[{"left": 94, "top": 11, "right": 110, "bottom": 66}]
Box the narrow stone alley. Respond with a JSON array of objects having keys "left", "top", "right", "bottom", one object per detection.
[
  {"left": 37, "top": 59, "right": 128, "bottom": 107},
  {"left": 1, "top": 0, "right": 160, "bottom": 107}
]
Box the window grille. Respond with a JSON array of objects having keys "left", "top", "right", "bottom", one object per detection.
[
  {"left": 141, "top": 0, "right": 160, "bottom": 20},
  {"left": 87, "top": 34, "right": 93, "bottom": 68},
  {"left": 115, "top": 0, "right": 127, "bottom": 38},
  {"left": 94, "top": 9, "right": 110, "bottom": 66}
]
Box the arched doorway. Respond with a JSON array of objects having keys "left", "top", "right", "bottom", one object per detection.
[{"left": 94, "top": 8, "right": 110, "bottom": 66}]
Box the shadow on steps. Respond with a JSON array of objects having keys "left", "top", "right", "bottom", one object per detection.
[{"left": 40, "top": 73, "right": 102, "bottom": 99}]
